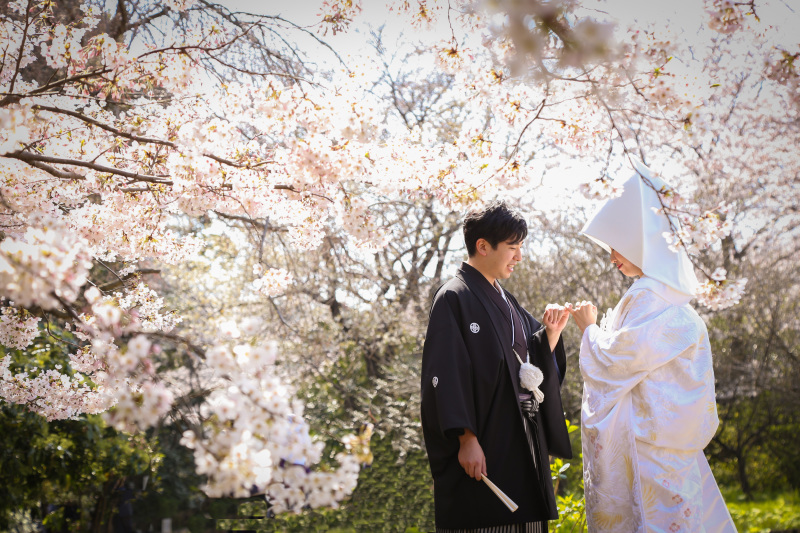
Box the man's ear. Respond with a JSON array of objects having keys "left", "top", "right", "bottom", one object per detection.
[{"left": 476, "top": 238, "right": 489, "bottom": 256}]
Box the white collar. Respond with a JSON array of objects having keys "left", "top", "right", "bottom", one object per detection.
[
  {"left": 632, "top": 276, "right": 692, "bottom": 306},
  {"left": 493, "top": 281, "right": 508, "bottom": 301}
]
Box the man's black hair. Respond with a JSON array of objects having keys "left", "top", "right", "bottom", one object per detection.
[{"left": 463, "top": 201, "right": 528, "bottom": 257}]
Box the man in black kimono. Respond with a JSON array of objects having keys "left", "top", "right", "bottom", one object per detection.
[{"left": 421, "top": 202, "right": 572, "bottom": 532}]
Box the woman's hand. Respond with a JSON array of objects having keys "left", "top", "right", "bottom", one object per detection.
[{"left": 570, "top": 301, "right": 598, "bottom": 333}]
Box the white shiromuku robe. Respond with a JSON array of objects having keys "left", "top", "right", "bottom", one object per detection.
[{"left": 580, "top": 276, "right": 736, "bottom": 533}]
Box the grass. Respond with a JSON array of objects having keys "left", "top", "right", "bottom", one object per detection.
[{"left": 724, "top": 489, "right": 800, "bottom": 533}]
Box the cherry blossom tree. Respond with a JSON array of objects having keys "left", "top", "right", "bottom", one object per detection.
[
  {"left": 0, "top": 0, "right": 393, "bottom": 508},
  {"left": 1, "top": 0, "right": 797, "bottom": 515}
]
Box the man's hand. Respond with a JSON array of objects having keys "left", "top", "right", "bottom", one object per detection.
[
  {"left": 569, "top": 300, "right": 598, "bottom": 333},
  {"left": 543, "top": 303, "right": 571, "bottom": 352},
  {"left": 458, "top": 428, "right": 486, "bottom": 480}
]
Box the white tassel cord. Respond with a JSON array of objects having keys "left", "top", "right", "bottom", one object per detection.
[{"left": 514, "top": 349, "right": 544, "bottom": 403}]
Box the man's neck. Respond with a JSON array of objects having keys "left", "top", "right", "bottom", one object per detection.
[{"left": 466, "top": 258, "right": 496, "bottom": 287}]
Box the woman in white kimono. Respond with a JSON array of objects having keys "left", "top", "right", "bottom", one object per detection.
[{"left": 570, "top": 160, "right": 736, "bottom": 533}]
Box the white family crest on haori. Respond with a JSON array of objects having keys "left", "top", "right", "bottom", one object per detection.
[
  {"left": 432, "top": 376, "right": 438, "bottom": 388},
  {"left": 469, "top": 322, "right": 480, "bottom": 333}
]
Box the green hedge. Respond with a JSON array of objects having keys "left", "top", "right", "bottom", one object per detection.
[{"left": 218, "top": 437, "right": 435, "bottom": 532}]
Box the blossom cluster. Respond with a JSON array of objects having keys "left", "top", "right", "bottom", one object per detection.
[
  {"left": 0, "top": 222, "right": 93, "bottom": 310},
  {"left": 579, "top": 177, "right": 624, "bottom": 201},
  {"left": 318, "top": 0, "right": 363, "bottom": 35},
  {"left": 765, "top": 48, "right": 800, "bottom": 104},
  {"left": 70, "top": 317, "right": 175, "bottom": 429},
  {"left": 663, "top": 210, "right": 734, "bottom": 255},
  {"left": 478, "top": 0, "right": 620, "bottom": 75},
  {"left": 0, "top": 355, "right": 109, "bottom": 420},
  {"left": 695, "top": 276, "right": 748, "bottom": 311},
  {"left": 643, "top": 72, "right": 703, "bottom": 113},
  {"left": 0, "top": 306, "right": 41, "bottom": 350},
  {"left": 103, "top": 378, "right": 175, "bottom": 432},
  {"left": 705, "top": 0, "right": 746, "bottom": 34},
  {"left": 115, "top": 283, "right": 183, "bottom": 333},
  {"left": 179, "top": 317, "right": 372, "bottom": 504},
  {"left": 253, "top": 268, "right": 294, "bottom": 298},
  {"left": 0, "top": 273, "right": 181, "bottom": 423}
]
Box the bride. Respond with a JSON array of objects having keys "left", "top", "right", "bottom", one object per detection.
[{"left": 570, "top": 160, "right": 736, "bottom": 533}]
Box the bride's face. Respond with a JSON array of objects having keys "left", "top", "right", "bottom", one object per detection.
[{"left": 610, "top": 249, "right": 644, "bottom": 277}]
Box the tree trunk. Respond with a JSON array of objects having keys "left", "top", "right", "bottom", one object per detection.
[
  {"left": 90, "top": 478, "right": 119, "bottom": 533},
  {"left": 736, "top": 451, "right": 753, "bottom": 500}
]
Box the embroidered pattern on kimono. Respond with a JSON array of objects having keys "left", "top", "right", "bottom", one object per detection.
[{"left": 580, "top": 277, "right": 736, "bottom": 533}]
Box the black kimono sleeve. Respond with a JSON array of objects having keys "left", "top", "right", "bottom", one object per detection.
[
  {"left": 420, "top": 289, "right": 476, "bottom": 441},
  {"left": 525, "top": 310, "right": 572, "bottom": 459},
  {"left": 530, "top": 322, "right": 567, "bottom": 384}
]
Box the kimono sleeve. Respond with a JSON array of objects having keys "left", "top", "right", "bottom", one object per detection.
[
  {"left": 421, "top": 289, "right": 477, "bottom": 440},
  {"left": 525, "top": 311, "right": 572, "bottom": 459},
  {"left": 581, "top": 288, "right": 720, "bottom": 454},
  {"left": 580, "top": 288, "right": 699, "bottom": 384},
  {"left": 529, "top": 318, "right": 567, "bottom": 384}
]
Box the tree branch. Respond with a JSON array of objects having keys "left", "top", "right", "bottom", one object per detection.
[
  {"left": 0, "top": 68, "right": 112, "bottom": 108},
  {"left": 98, "top": 269, "right": 161, "bottom": 292},
  {"left": 32, "top": 105, "right": 275, "bottom": 170},
  {"left": 5, "top": 151, "right": 172, "bottom": 184}
]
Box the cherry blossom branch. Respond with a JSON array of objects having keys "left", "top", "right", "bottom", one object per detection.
[
  {"left": 13, "top": 157, "right": 85, "bottom": 181},
  {"left": 466, "top": 97, "right": 549, "bottom": 194},
  {"left": 508, "top": 98, "right": 548, "bottom": 158},
  {"left": 5, "top": 151, "right": 172, "bottom": 184},
  {"left": 137, "top": 17, "right": 263, "bottom": 60},
  {"left": 147, "top": 331, "right": 206, "bottom": 358},
  {"left": 274, "top": 184, "right": 334, "bottom": 203},
  {"left": 32, "top": 105, "right": 174, "bottom": 146},
  {"left": 8, "top": 148, "right": 324, "bottom": 205},
  {"left": 41, "top": 312, "right": 82, "bottom": 349},
  {"left": 6, "top": 0, "right": 33, "bottom": 97},
  {"left": 0, "top": 68, "right": 112, "bottom": 107},
  {"left": 50, "top": 292, "right": 92, "bottom": 332},
  {"left": 97, "top": 269, "right": 161, "bottom": 293},
  {"left": 212, "top": 211, "right": 289, "bottom": 232},
  {"left": 31, "top": 105, "right": 276, "bottom": 170},
  {"left": 126, "top": 6, "right": 171, "bottom": 35}
]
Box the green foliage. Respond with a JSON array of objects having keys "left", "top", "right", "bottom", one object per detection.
[
  {"left": 0, "top": 334, "right": 157, "bottom": 530},
  {"left": 725, "top": 490, "right": 800, "bottom": 533},
  {"left": 550, "top": 419, "right": 587, "bottom": 533},
  {"left": 124, "top": 424, "right": 212, "bottom": 532},
  {"left": 0, "top": 397, "right": 156, "bottom": 530},
  {"left": 552, "top": 492, "right": 587, "bottom": 533},
  {"left": 220, "top": 437, "right": 435, "bottom": 532},
  {"left": 550, "top": 420, "right": 583, "bottom": 494}
]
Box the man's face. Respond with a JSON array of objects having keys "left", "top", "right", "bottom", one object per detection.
[{"left": 478, "top": 238, "right": 524, "bottom": 281}]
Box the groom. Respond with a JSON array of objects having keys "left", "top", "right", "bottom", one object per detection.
[{"left": 420, "top": 202, "right": 572, "bottom": 532}]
